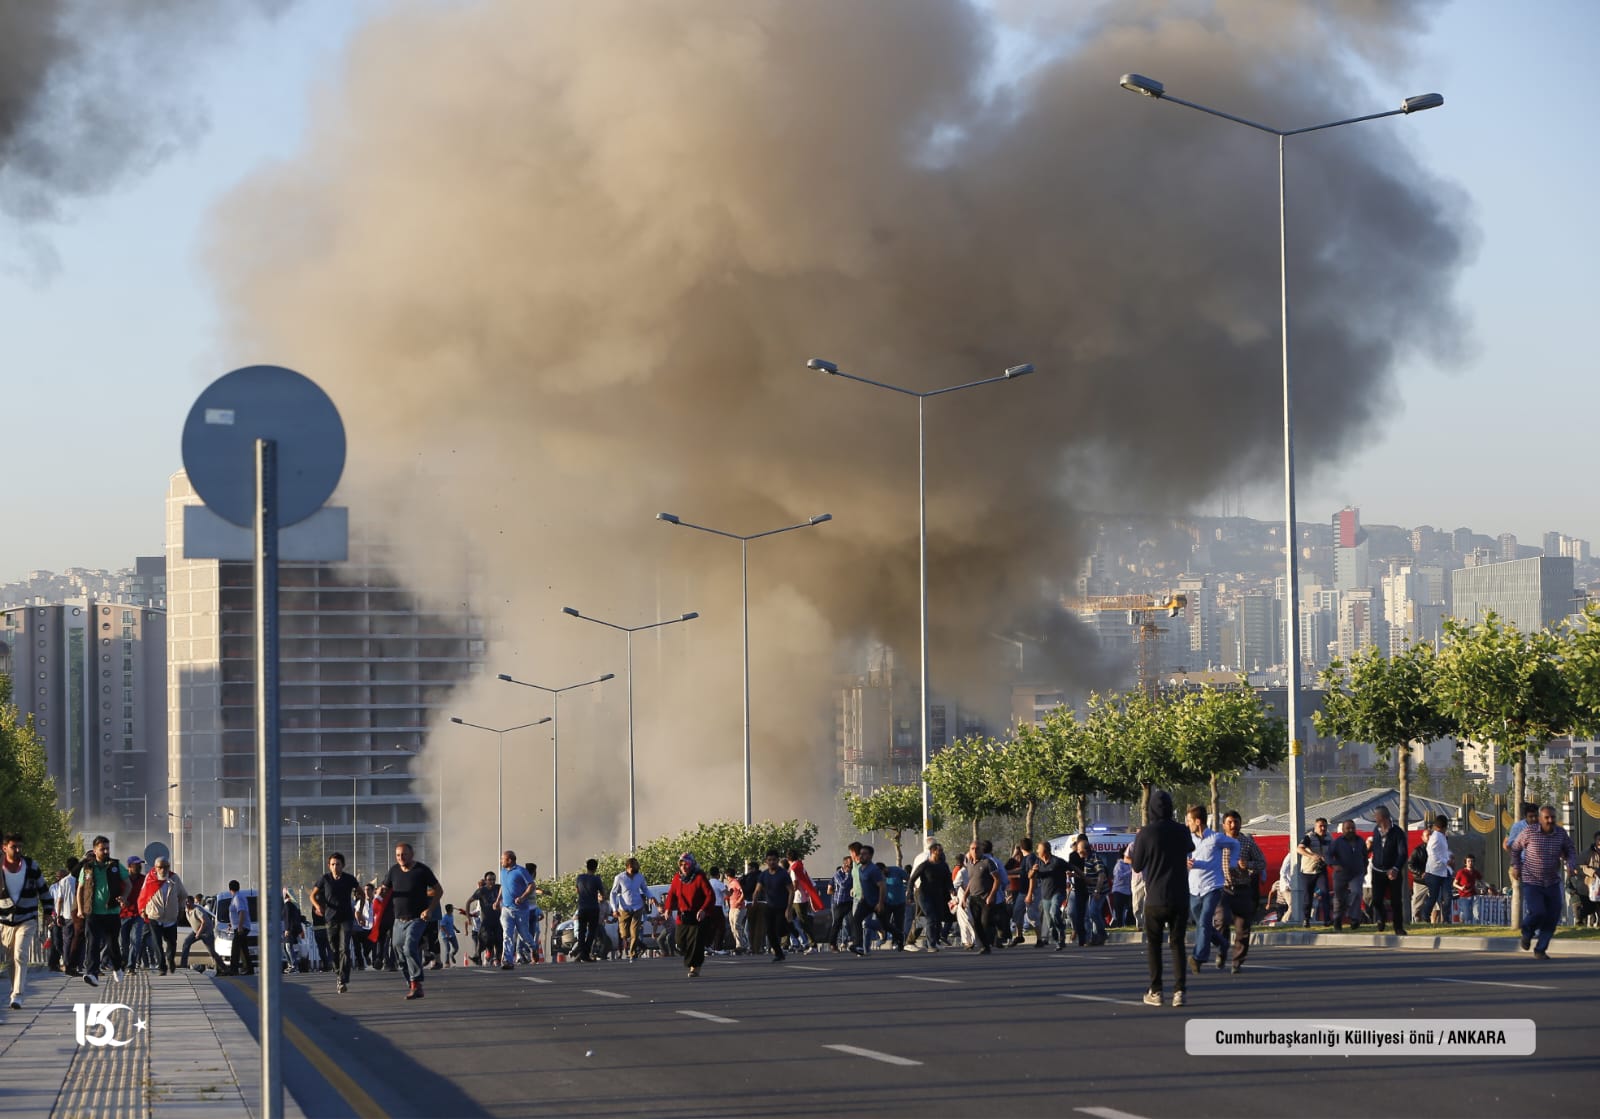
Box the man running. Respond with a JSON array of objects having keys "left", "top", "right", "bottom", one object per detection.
[
  {"left": 497, "top": 850, "right": 537, "bottom": 969},
  {"left": 611, "top": 858, "right": 650, "bottom": 960},
  {"left": 573, "top": 859, "right": 606, "bottom": 962},
  {"left": 1185, "top": 806, "right": 1238, "bottom": 975},
  {"left": 312, "top": 853, "right": 363, "bottom": 993},
  {"left": 376, "top": 843, "right": 442, "bottom": 1000},
  {"left": 0, "top": 833, "right": 47, "bottom": 1008},
  {"left": 1509, "top": 805, "right": 1577, "bottom": 958},
  {"left": 1217, "top": 811, "right": 1265, "bottom": 973},
  {"left": 76, "top": 836, "right": 130, "bottom": 987}
]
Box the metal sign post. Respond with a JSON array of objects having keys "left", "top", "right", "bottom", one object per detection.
[{"left": 182, "top": 366, "right": 346, "bottom": 1119}]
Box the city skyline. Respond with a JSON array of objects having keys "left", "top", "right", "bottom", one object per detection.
[{"left": 0, "top": 3, "right": 1597, "bottom": 576}]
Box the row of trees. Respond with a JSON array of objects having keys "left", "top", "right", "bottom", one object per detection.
[
  {"left": 1317, "top": 608, "right": 1600, "bottom": 917},
  {"left": 894, "top": 683, "right": 1286, "bottom": 847}
]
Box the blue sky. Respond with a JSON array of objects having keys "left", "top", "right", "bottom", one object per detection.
[{"left": 2, "top": 0, "right": 1595, "bottom": 577}]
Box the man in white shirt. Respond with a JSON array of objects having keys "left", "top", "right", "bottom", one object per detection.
[
  {"left": 1422, "top": 815, "right": 1454, "bottom": 924},
  {"left": 50, "top": 867, "right": 78, "bottom": 974},
  {"left": 1185, "top": 805, "right": 1240, "bottom": 975},
  {"left": 610, "top": 858, "right": 650, "bottom": 960}
]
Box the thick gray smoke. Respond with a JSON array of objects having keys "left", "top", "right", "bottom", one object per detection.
[
  {"left": 0, "top": 0, "right": 288, "bottom": 267},
  {"left": 206, "top": 0, "right": 1472, "bottom": 874}
]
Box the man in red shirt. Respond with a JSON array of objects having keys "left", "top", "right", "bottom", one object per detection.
[
  {"left": 662, "top": 853, "right": 716, "bottom": 977},
  {"left": 1453, "top": 855, "right": 1483, "bottom": 925}
]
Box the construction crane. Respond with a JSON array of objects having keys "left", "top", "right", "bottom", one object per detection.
[{"left": 1074, "top": 594, "right": 1188, "bottom": 698}]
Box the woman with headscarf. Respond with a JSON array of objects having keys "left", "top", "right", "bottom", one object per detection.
[{"left": 662, "top": 853, "right": 716, "bottom": 977}]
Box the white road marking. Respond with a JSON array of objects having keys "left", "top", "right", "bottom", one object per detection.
[
  {"left": 677, "top": 1009, "right": 739, "bottom": 1024},
  {"left": 786, "top": 964, "right": 832, "bottom": 972},
  {"left": 1425, "top": 977, "right": 1557, "bottom": 992},
  {"left": 822, "top": 1044, "right": 922, "bottom": 1067},
  {"left": 584, "top": 988, "right": 629, "bottom": 999},
  {"left": 1075, "top": 1107, "right": 1154, "bottom": 1119},
  {"left": 518, "top": 976, "right": 553, "bottom": 984},
  {"left": 1241, "top": 964, "right": 1294, "bottom": 971},
  {"left": 1058, "top": 993, "right": 1150, "bottom": 1009},
  {"left": 898, "top": 974, "right": 960, "bottom": 984}
]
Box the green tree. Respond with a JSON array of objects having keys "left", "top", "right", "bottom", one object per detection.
[
  {"left": 993, "top": 721, "right": 1065, "bottom": 840},
  {"left": 1169, "top": 684, "right": 1286, "bottom": 823},
  {"left": 0, "top": 676, "right": 74, "bottom": 873},
  {"left": 1082, "top": 689, "right": 1188, "bottom": 822},
  {"left": 923, "top": 735, "right": 1010, "bottom": 843},
  {"left": 1430, "top": 613, "right": 1574, "bottom": 921},
  {"left": 536, "top": 819, "right": 817, "bottom": 917},
  {"left": 1315, "top": 643, "right": 1454, "bottom": 844},
  {"left": 1562, "top": 605, "right": 1600, "bottom": 737},
  {"left": 843, "top": 785, "right": 940, "bottom": 865},
  {"left": 1039, "top": 705, "right": 1139, "bottom": 835}
]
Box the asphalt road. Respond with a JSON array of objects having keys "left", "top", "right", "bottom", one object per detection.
[{"left": 254, "top": 941, "right": 1595, "bottom": 1119}]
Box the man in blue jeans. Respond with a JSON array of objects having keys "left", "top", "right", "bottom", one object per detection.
[
  {"left": 376, "top": 843, "right": 442, "bottom": 1000},
  {"left": 1185, "top": 805, "right": 1238, "bottom": 974},
  {"left": 1509, "top": 805, "right": 1577, "bottom": 959},
  {"left": 497, "top": 850, "right": 537, "bottom": 969}
]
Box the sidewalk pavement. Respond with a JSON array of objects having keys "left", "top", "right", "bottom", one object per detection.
[
  {"left": 0, "top": 966, "right": 307, "bottom": 1119},
  {"left": 1103, "top": 927, "right": 1600, "bottom": 955}
]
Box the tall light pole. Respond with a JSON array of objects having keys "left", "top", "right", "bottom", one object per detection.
[
  {"left": 448, "top": 717, "right": 550, "bottom": 856},
  {"left": 496, "top": 672, "right": 615, "bottom": 875},
  {"left": 562, "top": 607, "right": 699, "bottom": 852},
  {"left": 806, "top": 358, "right": 1034, "bottom": 845},
  {"left": 315, "top": 763, "right": 395, "bottom": 877},
  {"left": 373, "top": 824, "right": 391, "bottom": 870},
  {"left": 655, "top": 512, "right": 832, "bottom": 825},
  {"left": 1117, "top": 72, "right": 1442, "bottom": 920}
]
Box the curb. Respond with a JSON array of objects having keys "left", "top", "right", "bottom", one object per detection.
[{"left": 1101, "top": 928, "right": 1600, "bottom": 956}]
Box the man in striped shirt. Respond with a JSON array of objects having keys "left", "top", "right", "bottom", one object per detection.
[{"left": 1509, "top": 805, "right": 1577, "bottom": 959}]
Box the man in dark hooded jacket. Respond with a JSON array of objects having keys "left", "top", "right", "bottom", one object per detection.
[{"left": 1130, "top": 790, "right": 1195, "bottom": 1007}]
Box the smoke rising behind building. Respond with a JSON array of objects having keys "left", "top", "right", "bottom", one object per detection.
[{"left": 199, "top": 0, "right": 1472, "bottom": 869}]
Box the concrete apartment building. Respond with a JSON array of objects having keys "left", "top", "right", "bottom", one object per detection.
[
  {"left": 1, "top": 599, "right": 167, "bottom": 855},
  {"left": 165, "top": 471, "right": 482, "bottom": 888}
]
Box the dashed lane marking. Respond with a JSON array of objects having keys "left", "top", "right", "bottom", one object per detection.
[
  {"left": 677, "top": 1009, "right": 739, "bottom": 1024},
  {"left": 584, "top": 988, "right": 630, "bottom": 999},
  {"left": 1058, "top": 993, "right": 1150, "bottom": 1009},
  {"left": 822, "top": 1044, "right": 923, "bottom": 1067},
  {"left": 1425, "top": 977, "right": 1557, "bottom": 992},
  {"left": 1075, "top": 1107, "right": 1154, "bottom": 1119},
  {"left": 898, "top": 974, "right": 960, "bottom": 984},
  {"left": 519, "top": 976, "right": 553, "bottom": 984},
  {"left": 785, "top": 964, "right": 832, "bottom": 972}
]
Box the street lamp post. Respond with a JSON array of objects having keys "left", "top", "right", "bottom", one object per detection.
[
  {"left": 806, "top": 358, "right": 1034, "bottom": 845},
  {"left": 373, "top": 824, "right": 391, "bottom": 869},
  {"left": 655, "top": 512, "right": 831, "bottom": 825},
  {"left": 496, "top": 673, "right": 615, "bottom": 876},
  {"left": 448, "top": 717, "right": 551, "bottom": 856},
  {"left": 1117, "top": 72, "right": 1442, "bottom": 921},
  {"left": 315, "top": 763, "right": 395, "bottom": 878},
  {"left": 562, "top": 607, "right": 700, "bottom": 852}
]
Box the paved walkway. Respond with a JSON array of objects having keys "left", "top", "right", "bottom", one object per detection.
[{"left": 0, "top": 967, "right": 307, "bottom": 1119}]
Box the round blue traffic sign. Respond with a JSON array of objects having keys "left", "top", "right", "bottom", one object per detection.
[{"left": 181, "top": 365, "right": 346, "bottom": 528}]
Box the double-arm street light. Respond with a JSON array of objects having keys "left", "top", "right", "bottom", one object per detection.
[
  {"left": 656, "top": 512, "right": 832, "bottom": 825},
  {"left": 314, "top": 762, "right": 396, "bottom": 875},
  {"left": 448, "top": 717, "right": 551, "bottom": 857},
  {"left": 496, "top": 672, "right": 615, "bottom": 876},
  {"left": 1117, "top": 72, "right": 1442, "bottom": 920},
  {"left": 806, "top": 357, "right": 1034, "bottom": 845},
  {"left": 562, "top": 607, "right": 700, "bottom": 853}
]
